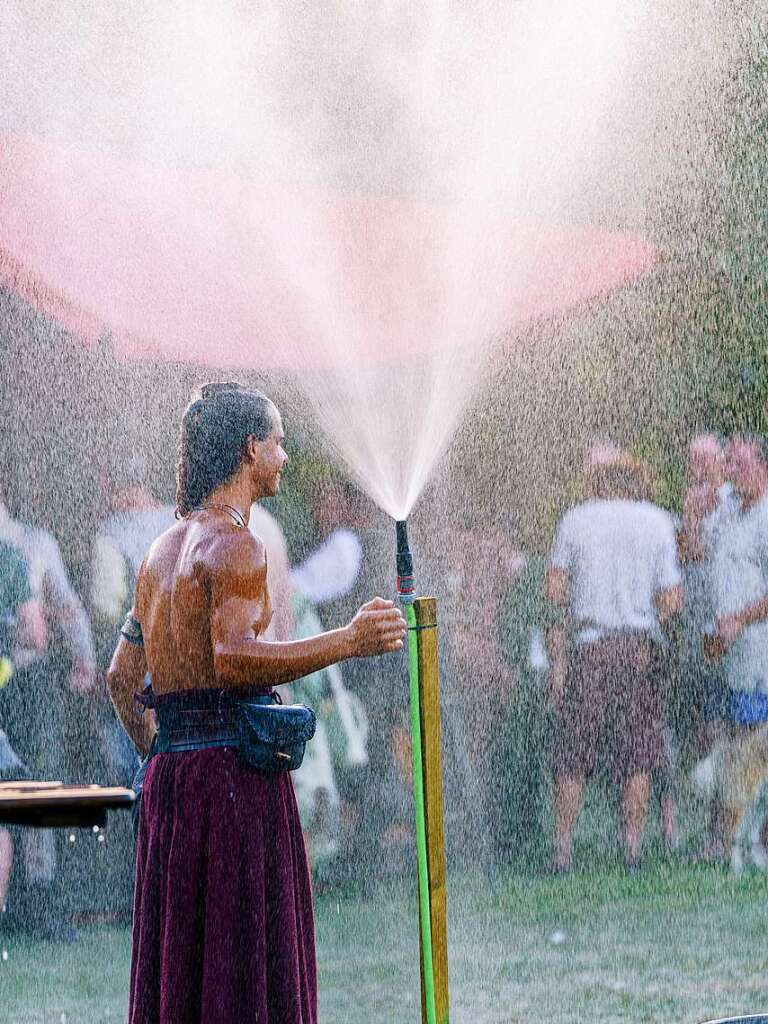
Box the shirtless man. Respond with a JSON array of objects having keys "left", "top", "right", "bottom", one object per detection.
[
  {"left": 108, "top": 385, "right": 405, "bottom": 756},
  {"left": 107, "top": 382, "right": 405, "bottom": 1024}
]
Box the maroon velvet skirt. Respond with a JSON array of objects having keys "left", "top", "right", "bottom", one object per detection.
[{"left": 129, "top": 744, "right": 317, "bottom": 1023}]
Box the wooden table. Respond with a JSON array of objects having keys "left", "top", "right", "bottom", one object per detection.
[{"left": 0, "top": 782, "right": 135, "bottom": 828}]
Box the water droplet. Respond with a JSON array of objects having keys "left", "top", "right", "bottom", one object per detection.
[
  {"left": 92, "top": 825, "right": 100, "bottom": 833},
  {"left": 68, "top": 834, "right": 76, "bottom": 843},
  {"left": 98, "top": 834, "right": 105, "bottom": 843},
  {"left": 1, "top": 949, "right": 8, "bottom": 962}
]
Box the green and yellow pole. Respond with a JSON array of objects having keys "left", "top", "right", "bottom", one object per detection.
[
  {"left": 414, "top": 596, "right": 449, "bottom": 1024},
  {"left": 397, "top": 521, "right": 450, "bottom": 1024},
  {"left": 403, "top": 599, "right": 438, "bottom": 1024}
]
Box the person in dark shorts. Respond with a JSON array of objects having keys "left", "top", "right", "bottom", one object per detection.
[
  {"left": 677, "top": 434, "right": 739, "bottom": 859},
  {"left": 710, "top": 436, "right": 768, "bottom": 855},
  {"left": 546, "top": 455, "right": 683, "bottom": 872},
  {"left": 712, "top": 436, "right": 768, "bottom": 718},
  {"left": 678, "top": 436, "right": 738, "bottom": 734},
  {"left": 106, "top": 383, "right": 406, "bottom": 1024},
  {"left": 554, "top": 635, "right": 665, "bottom": 786}
]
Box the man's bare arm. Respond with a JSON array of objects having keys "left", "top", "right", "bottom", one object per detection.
[
  {"left": 106, "top": 637, "right": 155, "bottom": 758},
  {"left": 16, "top": 599, "right": 48, "bottom": 651},
  {"left": 544, "top": 567, "right": 569, "bottom": 608},
  {"left": 736, "top": 595, "right": 768, "bottom": 630},
  {"left": 716, "top": 595, "right": 768, "bottom": 649},
  {"left": 543, "top": 569, "right": 569, "bottom": 706},
  {"left": 211, "top": 532, "right": 405, "bottom": 689},
  {"left": 655, "top": 583, "right": 683, "bottom": 624}
]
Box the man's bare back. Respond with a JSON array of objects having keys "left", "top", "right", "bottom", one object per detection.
[{"left": 136, "top": 514, "right": 273, "bottom": 694}]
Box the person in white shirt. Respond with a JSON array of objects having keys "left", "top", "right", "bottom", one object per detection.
[
  {"left": 678, "top": 435, "right": 739, "bottom": 706},
  {"left": 677, "top": 434, "right": 740, "bottom": 860},
  {"left": 545, "top": 455, "right": 683, "bottom": 872},
  {"left": 712, "top": 436, "right": 768, "bottom": 721},
  {"left": 291, "top": 528, "right": 363, "bottom": 607}
]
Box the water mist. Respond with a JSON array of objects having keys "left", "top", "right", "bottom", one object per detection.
[{"left": 0, "top": 0, "right": 731, "bottom": 519}]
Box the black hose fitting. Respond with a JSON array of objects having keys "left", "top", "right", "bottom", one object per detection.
[{"left": 395, "top": 519, "right": 415, "bottom": 603}]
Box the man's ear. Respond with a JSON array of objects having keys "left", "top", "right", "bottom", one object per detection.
[{"left": 244, "top": 435, "right": 260, "bottom": 463}]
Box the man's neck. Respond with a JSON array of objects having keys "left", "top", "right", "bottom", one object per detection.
[{"left": 205, "top": 479, "right": 257, "bottom": 527}]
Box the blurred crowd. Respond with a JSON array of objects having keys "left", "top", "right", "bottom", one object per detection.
[
  {"left": 492, "top": 432, "right": 768, "bottom": 876},
  {"left": 1, "top": 430, "right": 768, "bottom": 938}
]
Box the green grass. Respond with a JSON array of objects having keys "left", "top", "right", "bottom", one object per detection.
[
  {"left": 0, "top": 926, "right": 128, "bottom": 1023},
  {"left": 3, "top": 862, "right": 768, "bottom": 1023}
]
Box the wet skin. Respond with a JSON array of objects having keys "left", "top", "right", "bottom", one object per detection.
[{"left": 107, "top": 409, "right": 406, "bottom": 756}]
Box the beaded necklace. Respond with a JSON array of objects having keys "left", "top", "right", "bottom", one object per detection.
[{"left": 191, "top": 503, "right": 247, "bottom": 528}]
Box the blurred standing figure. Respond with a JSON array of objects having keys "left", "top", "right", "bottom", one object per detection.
[
  {"left": 291, "top": 482, "right": 362, "bottom": 608},
  {"left": 0, "top": 495, "right": 95, "bottom": 693},
  {"left": 291, "top": 484, "right": 371, "bottom": 872},
  {"left": 0, "top": 485, "right": 95, "bottom": 937},
  {"left": 494, "top": 549, "right": 560, "bottom": 866},
  {"left": 712, "top": 437, "right": 768, "bottom": 750},
  {"left": 443, "top": 526, "right": 519, "bottom": 863},
  {"left": 248, "top": 503, "right": 294, "bottom": 641},
  {"left": 91, "top": 455, "right": 176, "bottom": 779},
  {"left": 89, "top": 456, "right": 177, "bottom": 917},
  {"left": 92, "top": 456, "right": 176, "bottom": 661},
  {"left": 298, "top": 479, "right": 406, "bottom": 880},
  {"left": 289, "top": 591, "right": 344, "bottom": 868},
  {"left": 447, "top": 527, "right": 520, "bottom": 758},
  {"left": 546, "top": 455, "right": 683, "bottom": 872},
  {"left": 677, "top": 434, "right": 739, "bottom": 858},
  {"left": 678, "top": 434, "right": 739, "bottom": 733},
  {"left": 0, "top": 538, "right": 47, "bottom": 928}
]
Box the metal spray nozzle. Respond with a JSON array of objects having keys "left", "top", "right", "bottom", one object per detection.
[{"left": 395, "top": 519, "right": 415, "bottom": 603}]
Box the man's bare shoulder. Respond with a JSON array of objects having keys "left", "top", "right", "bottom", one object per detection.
[
  {"left": 206, "top": 529, "right": 267, "bottom": 602},
  {"left": 214, "top": 527, "right": 266, "bottom": 569},
  {"left": 141, "top": 520, "right": 266, "bottom": 585},
  {"left": 142, "top": 519, "right": 188, "bottom": 569}
]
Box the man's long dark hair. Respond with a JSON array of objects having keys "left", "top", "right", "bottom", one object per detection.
[{"left": 175, "top": 382, "right": 274, "bottom": 518}]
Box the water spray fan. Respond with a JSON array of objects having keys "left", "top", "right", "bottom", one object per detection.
[{"left": 395, "top": 521, "right": 449, "bottom": 1024}]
